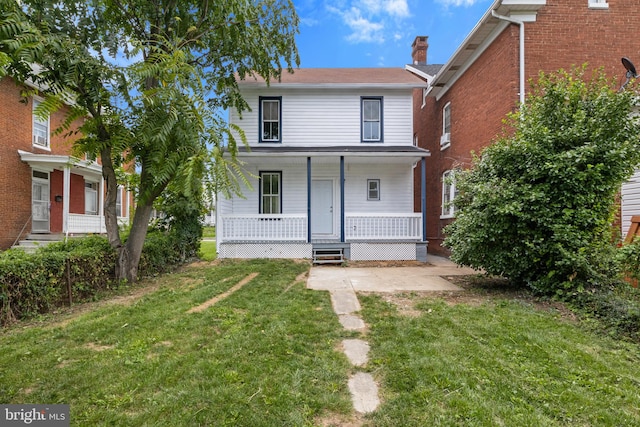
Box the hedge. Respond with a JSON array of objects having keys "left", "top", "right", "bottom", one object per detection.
[{"left": 0, "top": 231, "right": 198, "bottom": 325}]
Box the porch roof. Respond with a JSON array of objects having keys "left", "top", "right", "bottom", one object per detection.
[
  {"left": 235, "top": 145, "right": 431, "bottom": 158},
  {"left": 18, "top": 149, "right": 102, "bottom": 179}
]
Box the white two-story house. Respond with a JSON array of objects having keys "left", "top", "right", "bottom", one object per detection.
[{"left": 216, "top": 68, "right": 430, "bottom": 263}]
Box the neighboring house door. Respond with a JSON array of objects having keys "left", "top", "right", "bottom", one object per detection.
[
  {"left": 312, "top": 179, "right": 334, "bottom": 236},
  {"left": 32, "top": 175, "right": 50, "bottom": 233}
]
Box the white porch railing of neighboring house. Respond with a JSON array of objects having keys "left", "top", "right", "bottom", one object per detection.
[
  {"left": 67, "top": 214, "right": 127, "bottom": 234},
  {"left": 219, "top": 213, "right": 422, "bottom": 242},
  {"left": 345, "top": 213, "right": 422, "bottom": 241},
  {"left": 221, "top": 214, "right": 308, "bottom": 242}
]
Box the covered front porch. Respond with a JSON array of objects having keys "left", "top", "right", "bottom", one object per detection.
[
  {"left": 17, "top": 150, "right": 129, "bottom": 238},
  {"left": 217, "top": 146, "right": 430, "bottom": 262}
]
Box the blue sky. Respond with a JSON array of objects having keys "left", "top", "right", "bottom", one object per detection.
[{"left": 294, "top": 0, "right": 493, "bottom": 68}]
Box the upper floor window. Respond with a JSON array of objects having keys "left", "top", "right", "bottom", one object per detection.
[
  {"left": 260, "top": 171, "right": 282, "bottom": 214},
  {"left": 588, "top": 0, "right": 608, "bottom": 9},
  {"left": 441, "top": 170, "right": 457, "bottom": 218},
  {"left": 32, "top": 98, "right": 50, "bottom": 149},
  {"left": 361, "top": 97, "right": 383, "bottom": 142},
  {"left": 259, "top": 97, "right": 281, "bottom": 142},
  {"left": 440, "top": 102, "right": 451, "bottom": 150}
]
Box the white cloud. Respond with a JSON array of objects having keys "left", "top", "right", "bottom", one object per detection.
[
  {"left": 384, "top": 0, "right": 409, "bottom": 18},
  {"left": 343, "top": 7, "right": 385, "bottom": 43},
  {"left": 436, "top": 0, "right": 481, "bottom": 6},
  {"left": 326, "top": 0, "right": 410, "bottom": 44}
]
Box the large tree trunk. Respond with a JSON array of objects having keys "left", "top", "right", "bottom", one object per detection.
[{"left": 119, "top": 202, "right": 154, "bottom": 283}]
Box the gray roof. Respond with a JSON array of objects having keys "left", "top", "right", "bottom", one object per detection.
[{"left": 406, "top": 64, "right": 444, "bottom": 77}]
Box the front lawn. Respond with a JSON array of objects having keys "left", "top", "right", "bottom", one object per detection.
[
  {"left": 0, "top": 259, "right": 352, "bottom": 426},
  {"left": 1, "top": 261, "right": 639, "bottom": 426},
  {"left": 359, "top": 279, "right": 640, "bottom": 426}
]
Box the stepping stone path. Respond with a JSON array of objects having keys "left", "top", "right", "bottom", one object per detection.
[{"left": 328, "top": 287, "right": 380, "bottom": 414}]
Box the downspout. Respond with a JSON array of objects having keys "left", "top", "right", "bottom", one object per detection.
[{"left": 492, "top": 10, "right": 525, "bottom": 105}]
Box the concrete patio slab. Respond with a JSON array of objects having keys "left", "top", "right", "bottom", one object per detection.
[{"left": 308, "top": 266, "right": 466, "bottom": 292}]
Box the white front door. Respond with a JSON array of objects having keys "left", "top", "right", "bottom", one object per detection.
[
  {"left": 312, "top": 179, "right": 334, "bottom": 236},
  {"left": 32, "top": 177, "right": 50, "bottom": 233}
]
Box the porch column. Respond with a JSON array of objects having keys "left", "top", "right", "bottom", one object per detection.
[
  {"left": 340, "top": 156, "right": 345, "bottom": 243},
  {"left": 100, "top": 177, "right": 105, "bottom": 233},
  {"left": 62, "top": 166, "right": 71, "bottom": 234},
  {"left": 307, "top": 156, "right": 311, "bottom": 243},
  {"left": 421, "top": 157, "right": 427, "bottom": 242}
]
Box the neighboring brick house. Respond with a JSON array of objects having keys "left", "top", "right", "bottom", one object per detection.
[
  {"left": 408, "top": 0, "right": 640, "bottom": 255},
  {"left": 0, "top": 76, "right": 131, "bottom": 250}
]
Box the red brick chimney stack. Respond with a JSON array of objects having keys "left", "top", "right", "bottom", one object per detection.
[{"left": 411, "top": 36, "right": 428, "bottom": 65}]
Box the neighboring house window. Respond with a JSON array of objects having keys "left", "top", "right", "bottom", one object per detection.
[
  {"left": 260, "top": 171, "right": 282, "bottom": 214},
  {"left": 361, "top": 97, "right": 383, "bottom": 142},
  {"left": 116, "top": 186, "right": 123, "bottom": 217},
  {"left": 85, "top": 182, "right": 98, "bottom": 215},
  {"left": 367, "top": 179, "right": 380, "bottom": 201},
  {"left": 441, "top": 170, "right": 456, "bottom": 218},
  {"left": 588, "top": 0, "right": 608, "bottom": 9},
  {"left": 440, "top": 102, "right": 451, "bottom": 149},
  {"left": 259, "top": 97, "right": 281, "bottom": 142},
  {"left": 32, "top": 98, "right": 50, "bottom": 149},
  {"left": 413, "top": 133, "right": 418, "bottom": 147}
]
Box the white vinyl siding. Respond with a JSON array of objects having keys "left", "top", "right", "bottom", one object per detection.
[
  {"left": 231, "top": 89, "right": 413, "bottom": 147},
  {"left": 222, "top": 161, "right": 412, "bottom": 216},
  {"left": 622, "top": 170, "right": 640, "bottom": 237}
]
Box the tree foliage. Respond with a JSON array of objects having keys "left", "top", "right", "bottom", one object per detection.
[
  {"left": 0, "top": 0, "right": 299, "bottom": 282},
  {"left": 444, "top": 67, "right": 640, "bottom": 295}
]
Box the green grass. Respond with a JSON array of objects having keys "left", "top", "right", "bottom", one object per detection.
[
  {"left": 0, "top": 259, "right": 352, "bottom": 426},
  {"left": 359, "top": 291, "right": 640, "bottom": 426},
  {"left": 202, "top": 226, "right": 216, "bottom": 238},
  {"left": 3, "top": 261, "right": 640, "bottom": 426},
  {"left": 198, "top": 240, "right": 217, "bottom": 261}
]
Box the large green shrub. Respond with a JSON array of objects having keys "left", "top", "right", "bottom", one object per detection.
[{"left": 444, "top": 67, "right": 640, "bottom": 295}]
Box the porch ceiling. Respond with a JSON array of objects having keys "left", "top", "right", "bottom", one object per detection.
[{"left": 18, "top": 150, "right": 102, "bottom": 179}]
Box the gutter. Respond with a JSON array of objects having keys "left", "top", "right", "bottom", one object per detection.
[{"left": 491, "top": 10, "right": 525, "bottom": 105}]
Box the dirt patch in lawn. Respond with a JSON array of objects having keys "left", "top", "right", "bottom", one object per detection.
[
  {"left": 315, "top": 412, "right": 364, "bottom": 427},
  {"left": 378, "top": 275, "right": 578, "bottom": 322},
  {"left": 187, "top": 272, "right": 259, "bottom": 313}
]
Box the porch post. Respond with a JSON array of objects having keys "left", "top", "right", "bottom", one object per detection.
[
  {"left": 340, "top": 156, "right": 345, "bottom": 243},
  {"left": 100, "top": 177, "right": 105, "bottom": 233},
  {"left": 307, "top": 156, "right": 311, "bottom": 243},
  {"left": 421, "top": 157, "right": 427, "bottom": 242},
  {"left": 62, "top": 166, "right": 71, "bottom": 235}
]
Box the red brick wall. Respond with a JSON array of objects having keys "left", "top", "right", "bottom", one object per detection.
[
  {"left": 419, "top": 0, "right": 640, "bottom": 255},
  {"left": 0, "top": 77, "right": 82, "bottom": 248}
]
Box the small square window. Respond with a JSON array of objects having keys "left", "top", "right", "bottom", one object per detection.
[{"left": 367, "top": 179, "right": 380, "bottom": 201}]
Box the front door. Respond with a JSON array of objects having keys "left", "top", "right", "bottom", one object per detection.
[
  {"left": 311, "top": 179, "right": 334, "bottom": 236},
  {"left": 32, "top": 176, "right": 50, "bottom": 233}
]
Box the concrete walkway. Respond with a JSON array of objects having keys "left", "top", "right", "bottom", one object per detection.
[{"left": 307, "top": 255, "right": 475, "bottom": 414}]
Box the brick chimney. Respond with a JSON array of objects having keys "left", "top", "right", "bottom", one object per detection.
[{"left": 411, "top": 36, "right": 428, "bottom": 65}]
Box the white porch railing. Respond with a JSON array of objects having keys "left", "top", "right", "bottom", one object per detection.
[
  {"left": 221, "top": 214, "right": 307, "bottom": 242},
  {"left": 67, "top": 214, "right": 127, "bottom": 234},
  {"left": 346, "top": 213, "right": 422, "bottom": 241},
  {"left": 219, "top": 213, "right": 423, "bottom": 242}
]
